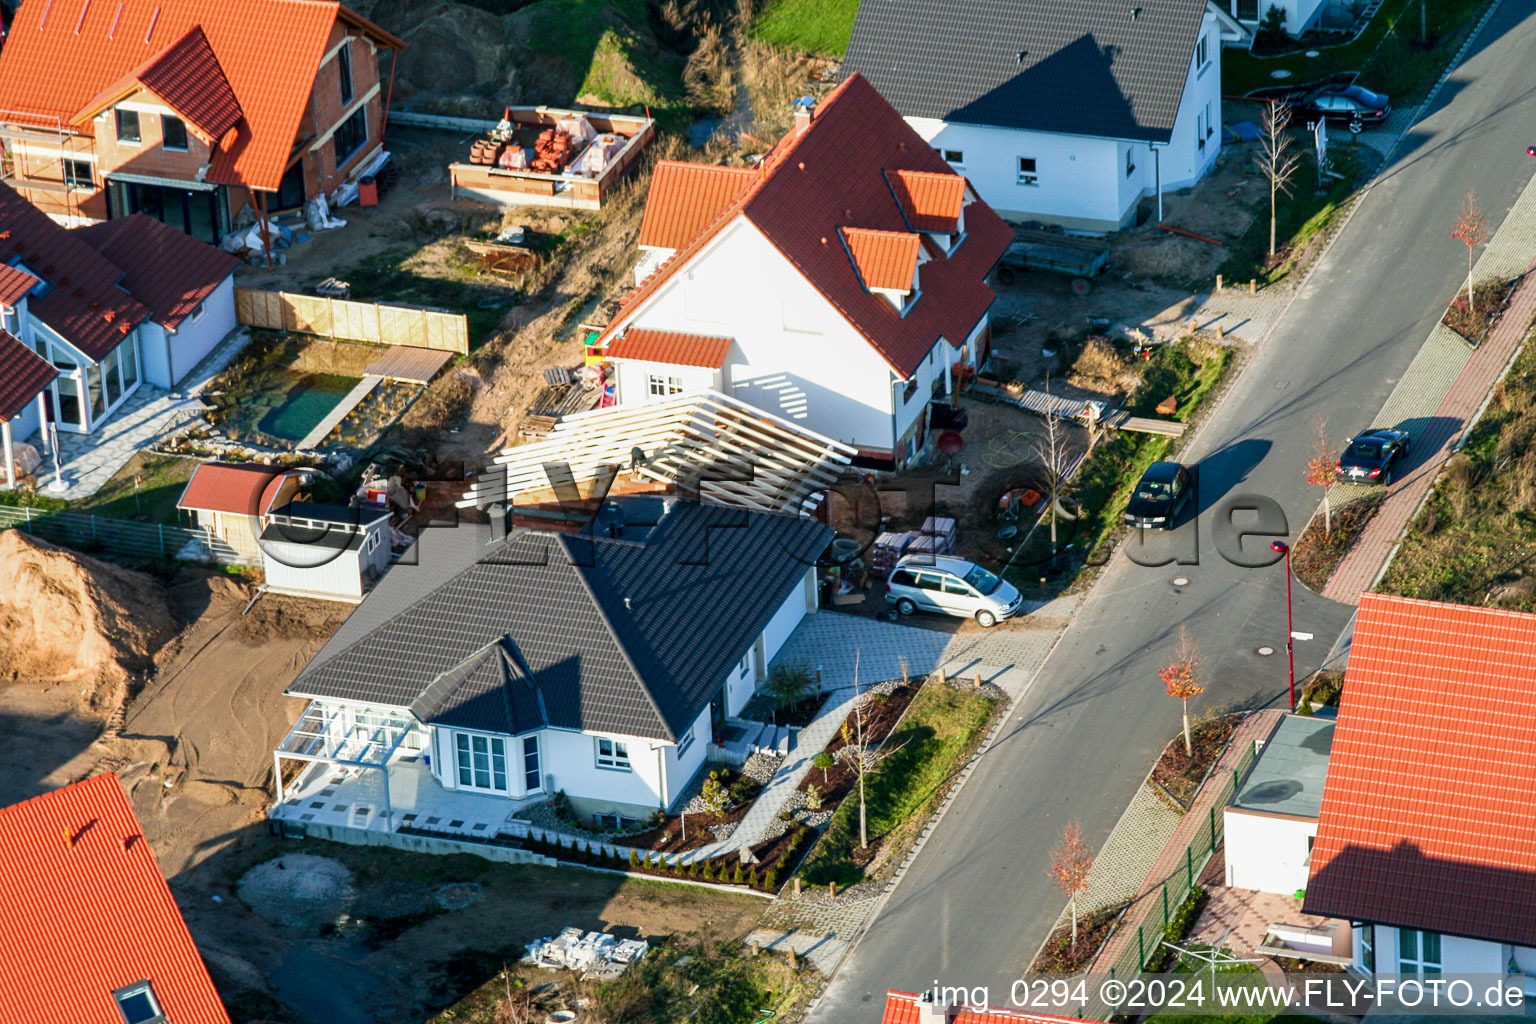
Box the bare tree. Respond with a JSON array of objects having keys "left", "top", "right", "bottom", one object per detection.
[
  {"left": 841, "top": 648, "right": 908, "bottom": 850},
  {"left": 1159, "top": 627, "right": 1205, "bottom": 756},
  {"left": 1305, "top": 416, "right": 1336, "bottom": 537},
  {"left": 1254, "top": 101, "right": 1302, "bottom": 259},
  {"left": 1452, "top": 189, "right": 1487, "bottom": 318},
  {"left": 1030, "top": 376, "right": 1077, "bottom": 561},
  {"left": 1046, "top": 821, "right": 1095, "bottom": 948}
]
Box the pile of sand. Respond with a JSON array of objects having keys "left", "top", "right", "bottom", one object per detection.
[{"left": 0, "top": 531, "right": 176, "bottom": 696}]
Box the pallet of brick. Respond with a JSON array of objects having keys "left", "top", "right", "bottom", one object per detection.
[
  {"left": 919, "top": 516, "right": 958, "bottom": 555},
  {"left": 869, "top": 531, "right": 912, "bottom": 576},
  {"left": 906, "top": 533, "right": 942, "bottom": 560}
]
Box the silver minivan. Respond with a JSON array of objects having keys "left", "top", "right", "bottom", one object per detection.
[{"left": 885, "top": 555, "right": 1023, "bottom": 627}]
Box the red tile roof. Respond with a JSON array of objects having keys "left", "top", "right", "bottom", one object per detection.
[
  {"left": 177, "top": 462, "right": 287, "bottom": 515},
  {"left": 77, "top": 24, "right": 245, "bottom": 144},
  {"left": 606, "top": 328, "right": 733, "bottom": 369},
  {"left": 76, "top": 214, "right": 238, "bottom": 328},
  {"left": 0, "top": 774, "right": 232, "bottom": 1024},
  {"left": 637, "top": 162, "right": 757, "bottom": 251},
  {"left": 1304, "top": 592, "right": 1536, "bottom": 946},
  {"left": 0, "top": 0, "right": 404, "bottom": 192},
  {"left": 0, "top": 328, "right": 58, "bottom": 421},
  {"left": 842, "top": 226, "right": 920, "bottom": 292},
  {"left": 0, "top": 261, "right": 39, "bottom": 306},
  {"left": 600, "top": 74, "right": 1010, "bottom": 377},
  {"left": 885, "top": 169, "right": 965, "bottom": 233},
  {"left": 0, "top": 182, "right": 150, "bottom": 361},
  {"left": 882, "top": 990, "right": 1084, "bottom": 1024}
]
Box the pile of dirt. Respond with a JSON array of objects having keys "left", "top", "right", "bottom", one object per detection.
[{"left": 0, "top": 531, "right": 175, "bottom": 700}]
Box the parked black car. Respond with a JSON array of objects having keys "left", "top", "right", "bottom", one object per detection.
[
  {"left": 1290, "top": 85, "right": 1391, "bottom": 129},
  {"left": 1123, "top": 461, "right": 1193, "bottom": 530},
  {"left": 1336, "top": 428, "right": 1412, "bottom": 485}
]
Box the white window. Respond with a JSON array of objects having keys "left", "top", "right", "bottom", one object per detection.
[
  {"left": 1359, "top": 924, "right": 1375, "bottom": 973},
  {"left": 192, "top": 299, "right": 206, "bottom": 323},
  {"left": 521, "top": 734, "right": 541, "bottom": 792},
  {"left": 1126, "top": 148, "right": 1136, "bottom": 177},
  {"left": 1017, "top": 157, "right": 1039, "bottom": 186},
  {"left": 364, "top": 530, "right": 379, "bottom": 553},
  {"left": 647, "top": 374, "right": 683, "bottom": 397},
  {"left": 1398, "top": 928, "right": 1441, "bottom": 974},
  {"left": 595, "top": 736, "right": 631, "bottom": 771},
  {"left": 676, "top": 726, "right": 695, "bottom": 756},
  {"left": 739, "top": 652, "right": 751, "bottom": 677},
  {"left": 1204, "top": 101, "right": 1214, "bottom": 138},
  {"left": 594, "top": 812, "right": 639, "bottom": 829},
  {"left": 113, "top": 981, "right": 166, "bottom": 1024},
  {"left": 940, "top": 148, "right": 964, "bottom": 166},
  {"left": 1196, "top": 34, "right": 1210, "bottom": 70},
  {"left": 455, "top": 733, "right": 508, "bottom": 792}
]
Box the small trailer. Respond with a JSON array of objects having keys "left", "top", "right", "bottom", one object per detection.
[{"left": 996, "top": 229, "right": 1111, "bottom": 286}]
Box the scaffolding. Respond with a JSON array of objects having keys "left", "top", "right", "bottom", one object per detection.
[
  {"left": 273, "top": 701, "right": 416, "bottom": 830},
  {"left": 0, "top": 109, "right": 91, "bottom": 224}
]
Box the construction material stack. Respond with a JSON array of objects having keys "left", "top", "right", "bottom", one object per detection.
[{"left": 531, "top": 129, "right": 574, "bottom": 173}]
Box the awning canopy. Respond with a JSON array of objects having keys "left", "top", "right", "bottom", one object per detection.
[{"left": 456, "top": 390, "right": 855, "bottom": 516}]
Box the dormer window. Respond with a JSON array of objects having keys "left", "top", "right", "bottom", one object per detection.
[
  {"left": 9, "top": 259, "right": 50, "bottom": 298},
  {"left": 113, "top": 981, "right": 167, "bottom": 1024}
]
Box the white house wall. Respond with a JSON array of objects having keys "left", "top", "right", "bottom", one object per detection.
[
  {"left": 908, "top": 117, "right": 1126, "bottom": 229},
  {"left": 165, "top": 275, "right": 237, "bottom": 386},
  {"left": 612, "top": 358, "right": 720, "bottom": 404},
  {"left": 1223, "top": 808, "right": 1316, "bottom": 895},
  {"left": 538, "top": 726, "right": 671, "bottom": 816},
  {"left": 1353, "top": 925, "right": 1509, "bottom": 975},
  {"left": 622, "top": 217, "right": 900, "bottom": 450}
]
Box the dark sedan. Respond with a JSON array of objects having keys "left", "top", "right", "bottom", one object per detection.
[
  {"left": 1336, "top": 428, "right": 1412, "bottom": 485},
  {"left": 1291, "top": 85, "right": 1391, "bottom": 129},
  {"left": 1123, "top": 461, "right": 1192, "bottom": 530},
  {"left": 1296, "top": 85, "right": 1394, "bottom": 128}
]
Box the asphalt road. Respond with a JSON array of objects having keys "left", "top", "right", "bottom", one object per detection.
[{"left": 809, "top": 3, "right": 1536, "bottom": 1016}]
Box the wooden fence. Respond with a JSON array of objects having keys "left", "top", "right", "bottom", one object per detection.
[{"left": 234, "top": 288, "right": 469, "bottom": 354}]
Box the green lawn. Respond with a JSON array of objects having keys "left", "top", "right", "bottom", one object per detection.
[
  {"left": 1224, "top": 0, "right": 1489, "bottom": 100},
  {"left": 752, "top": 0, "right": 859, "bottom": 55},
  {"left": 798, "top": 683, "right": 996, "bottom": 887},
  {"left": 0, "top": 451, "right": 198, "bottom": 527},
  {"left": 1379, "top": 326, "right": 1536, "bottom": 610},
  {"left": 1007, "top": 339, "right": 1231, "bottom": 588}
]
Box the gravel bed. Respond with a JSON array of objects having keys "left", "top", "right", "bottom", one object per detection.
[
  {"left": 794, "top": 808, "right": 834, "bottom": 827},
  {"left": 754, "top": 788, "right": 808, "bottom": 843},
  {"left": 708, "top": 821, "right": 738, "bottom": 841},
  {"left": 739, "top": 751, "right": 781, "bottom": 784}
]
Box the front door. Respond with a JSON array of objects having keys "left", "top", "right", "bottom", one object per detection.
[
  {"left": 50, "top": 374, "right": 86, "bottom": 432},
  {"left": 710, "top": 686, "right": 727, "bottom": 735}
]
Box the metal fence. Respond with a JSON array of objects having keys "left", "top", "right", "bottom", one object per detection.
[
  {"left": 1077, "top": 737, "right": 1261, "bottom": 1020},
  {"left": 0, "top": 503, "right": 256, "bottom": 566}
]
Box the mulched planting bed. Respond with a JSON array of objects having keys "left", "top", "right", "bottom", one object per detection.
[
  {"left": 797, "top": 682, "right": 921, "bottom": 806},
  {"left": 1443, "top": 279, "right": 1517, "bottom": 345},
  {"left": 1029, "top": 905, "right": 1125, "bottom": 973},
  {"left": 1151, "top": 715, "right": 1242, "bottom": 809},
  {"left": 1292, "top": 491, "right": 1386, "bottom": 592},
  {"left": 610, "top": 766, "right": 764, "bottom": 855}
]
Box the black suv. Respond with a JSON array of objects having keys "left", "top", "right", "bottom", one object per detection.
[{"left": 1336, "top": 429, "right": 1412, "bottom": 485}]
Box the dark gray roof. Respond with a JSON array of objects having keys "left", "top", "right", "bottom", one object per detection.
[
  {"left": 1232, "top": 714, "right": 1334, "bottom": 820},
  {"left": 410, "top": 639, "right": 546, "bottom": 735},
  {"left": 271, "top": 501, "right": 391, "bottom": 527},
  {"left": 843, "top": 0, "right": 1209, "bottom": 143},
  {"left": 288, "top": 498, "right": 832, "bottom": 741}
]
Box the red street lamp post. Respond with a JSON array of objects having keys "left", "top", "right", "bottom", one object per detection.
[{"left": 1271, "top": 540, "right": 1295, "bottom": 710}]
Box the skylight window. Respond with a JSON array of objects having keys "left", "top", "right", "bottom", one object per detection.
[{"left": 113, "top": 981, "right": 167, "bottom": 1024}]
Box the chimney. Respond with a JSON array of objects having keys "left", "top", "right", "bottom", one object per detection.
[
  {"left": 792, "top": 95, "right": 815, "bottom": 134},
  {"left": 922, "top": 998, "right": 959, "bottom": 1023},
  {"left": 489, "top": 502, "right": 508, "bottom": 542}
]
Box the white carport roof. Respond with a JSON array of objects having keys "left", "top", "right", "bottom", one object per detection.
[{"left": 457, "top": 390, "right": 854, "bottom": 515}]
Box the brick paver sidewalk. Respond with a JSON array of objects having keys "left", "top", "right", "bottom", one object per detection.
[
  {"left": 1088, "top": 709, "right": 1282, "bottom": 974},
  {"left": 1325, "top": 262, "right": 1536, "bottom": 603}
]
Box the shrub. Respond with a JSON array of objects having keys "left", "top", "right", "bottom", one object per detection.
[
  {"left": 747, "top": 865, "right": 760, "bottom": 888},
  {"left": 805, "top": 785, "right": 823, "bottom": 812},
  {"left": 764, "top": 663, "right": 814, "bottom": 723},
  {"left": 701, "top": 859, "right": 716, "bottom": 881},
  {"left": 699, "top": 771, "right": 730, "bottom": 816},
  {"left": 812, "top": 751, "right": 834, "bottom": 785},
  {"left": 732, "top": 863, "right": 745, "bottom": 885},
  {"left": 763, "top": 868, "right": 779, "bottom": 891},
  {"left": 629, "top": 849, "right": 642, "bottom": 870},
  {"left": 688, "top": 860, "right": 700, "bottom": 879}
]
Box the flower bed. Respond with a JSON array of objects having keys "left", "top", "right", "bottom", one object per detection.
[
  {"left": 1029, "top": 905, "right": 1125, "bottom": 973},
  {"left": 609, "top": 765, "right": 766, "bottom": 855},
  {"left": 1151, "top": 715, "right": 1241, "bottom": 809},
  {"left": 1292, "top": 491, "right": 1386, "bottom": 592},
  {"left": 1443, "top": 279, "right": 1517, "bottom": 346}
]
